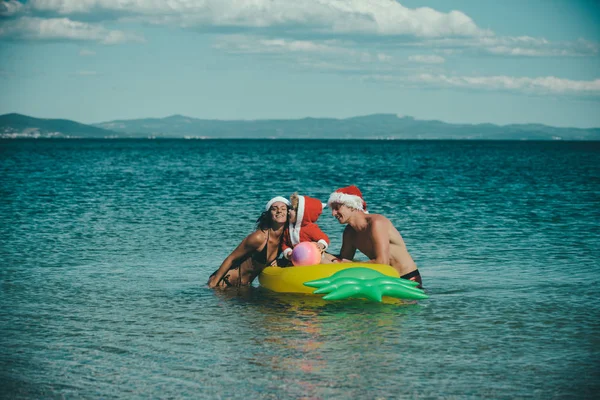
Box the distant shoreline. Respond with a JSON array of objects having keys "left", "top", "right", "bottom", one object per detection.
[
  {"left": 2, "top": 113, "right": 599, "bottom": 141},
  {"left": 3, "top": 137, "right": 600, "bottom": 142}
]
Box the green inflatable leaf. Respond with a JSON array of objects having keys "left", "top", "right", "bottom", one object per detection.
[{"left": 303, "top": 267, "right": 428, "bottom": 302}]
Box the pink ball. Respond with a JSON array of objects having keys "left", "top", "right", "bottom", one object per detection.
[{"left": 291, "top": 242, "right": 322, "bottom": 266}]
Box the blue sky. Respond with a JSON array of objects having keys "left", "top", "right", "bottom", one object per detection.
[{"left": 1, "top": 0, "right": 599, "bottom": 127}]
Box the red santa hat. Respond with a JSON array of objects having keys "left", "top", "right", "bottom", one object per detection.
[
  {"left": 327, "top": 185, "right": 367, "bottom": 212},
  {"left": 297, "top": 195, "right": 326, "bottom": 225}
]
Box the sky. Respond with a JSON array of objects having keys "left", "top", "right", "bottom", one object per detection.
[{"left": 0, "top": 0, "right": 599, "bottom": 128}]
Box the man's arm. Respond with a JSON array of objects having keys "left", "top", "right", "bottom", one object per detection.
[
  {"left": 207, "top": 232, "right": 263, "bottom": 288},
  {"left": 338, "top": 226, "right": 357, "bottom": 261},
  {"left": 367, "top": 218, "right": 390, "bottom": 265}
]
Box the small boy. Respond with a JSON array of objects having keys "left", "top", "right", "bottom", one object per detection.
[{"left": 282, "top": 193, "right": 332, "bottom": 263}]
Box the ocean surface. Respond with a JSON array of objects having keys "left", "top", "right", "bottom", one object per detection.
[{"left": 1, "top": 139, "right": 599, "bottom": 399}]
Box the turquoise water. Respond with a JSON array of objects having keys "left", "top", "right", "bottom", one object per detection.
[{"left": 1, "top": 139, "right": 599, "bottom": 399}]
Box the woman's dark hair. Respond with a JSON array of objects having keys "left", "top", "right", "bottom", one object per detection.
[
  {"left": 256, "top": 206, "right": 289, "bottom": 230},
  {"left": 255, "top": 211, "right": 272, "bottom": 230}
]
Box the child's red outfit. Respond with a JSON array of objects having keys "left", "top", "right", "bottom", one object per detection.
[{"left": 282, "top": 195, "right": 330, "bottom": 260}]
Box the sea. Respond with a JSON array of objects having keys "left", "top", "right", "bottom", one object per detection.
[{"left": 1, "top": 139, "right": 599, "bottom": 399}]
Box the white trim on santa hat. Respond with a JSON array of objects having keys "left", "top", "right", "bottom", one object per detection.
[
  {"left": 265, "top": 196, "right": 291, "bottom": 211},
  {"left": 289, "top": 195, "right": 305, "bottom": 246},
  {"left": 327, "top": 192, "right": 367, "bottom": 212}
]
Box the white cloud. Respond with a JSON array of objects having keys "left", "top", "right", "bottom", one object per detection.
[
  {"left": 25, "top": 0, "right": 488, "bottom": 38},
  {"left": 0, "top": 0, "right": 24, "bottom": 16},
  {"left": 0, "top": 16, "right": 143, "bottom": 44},
  {"left": 217, "top": 35, "right": 351, "bottom": 55},
  {"left": 74, "top": 70, "right": 98, "bottom": 76},
  {"left": 214, "top": 35, "right": 390, "bottom": 64},
  {"left": 4, "top": 1, "right": 597, "bottom": 60},
  {"left": 425, "top": 35, "right": 599, "bottom": 57},
  {"left": 213, "top": 34, "right": 402, "bottom": 75},
  {"left": 256, "top": 38, "right": 340, "bottom": 54},
  {"left": 296, "top": 60, "right": 367, "bottom": 72},
  {"left": 409, "top": 54, "right": 445, "bottom": 64},
  {"left": 478, "top": 36, "right": 598, "bottom": 57},
  {"left": 79, "top": 48, "right": 96, "bottom": 56},
  {"left": 410, "top": 74, "right": 600, "bottom": 95}
]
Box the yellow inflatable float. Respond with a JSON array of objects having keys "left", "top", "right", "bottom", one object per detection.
[{"left": 259, "top": 263, "right": 428, "bottom": 302}]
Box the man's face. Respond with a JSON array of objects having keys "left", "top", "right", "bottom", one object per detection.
[
  {"left": 270, "top": 202, "right": 288, "bottom": 224},
  {"left": 331, "top": 203, "right": 351, "bottom": 224}
]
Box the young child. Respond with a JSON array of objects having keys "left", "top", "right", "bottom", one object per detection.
[{"left": 282, "top": 193, "right": 333, "bottom": 263}]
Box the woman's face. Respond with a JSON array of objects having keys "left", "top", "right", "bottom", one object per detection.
[{"left": 269, "top": 202, "right": 289, "bottom": 224}]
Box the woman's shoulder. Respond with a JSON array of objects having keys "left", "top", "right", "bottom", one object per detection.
[{"left": 246, "top": 229, "right": 267, "bottom": 246}]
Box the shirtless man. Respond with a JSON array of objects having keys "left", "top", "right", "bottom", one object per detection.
[{"left": 327, "top": 185, "right": 423, "bottom": 287}]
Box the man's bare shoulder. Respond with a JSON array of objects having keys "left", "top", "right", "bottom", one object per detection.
[{"left": 366, "top": 213, "right": 392, "bottom": 227}]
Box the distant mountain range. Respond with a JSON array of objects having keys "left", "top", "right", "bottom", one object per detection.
[{"left": 1, "top": 112, "right": 599, "bottom": 140}]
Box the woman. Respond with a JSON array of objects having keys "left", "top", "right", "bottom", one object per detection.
[{"left": 207, "top": 196, "right": 290, "bottom": 288}]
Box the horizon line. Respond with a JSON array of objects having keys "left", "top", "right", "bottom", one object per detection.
[{"left": 2, "top": 112, "right": 599, "bottom": 130}]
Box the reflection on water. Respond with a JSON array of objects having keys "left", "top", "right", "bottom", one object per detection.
[{"left": 206, "top": 287, "right": 433, "bottom": 398}]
